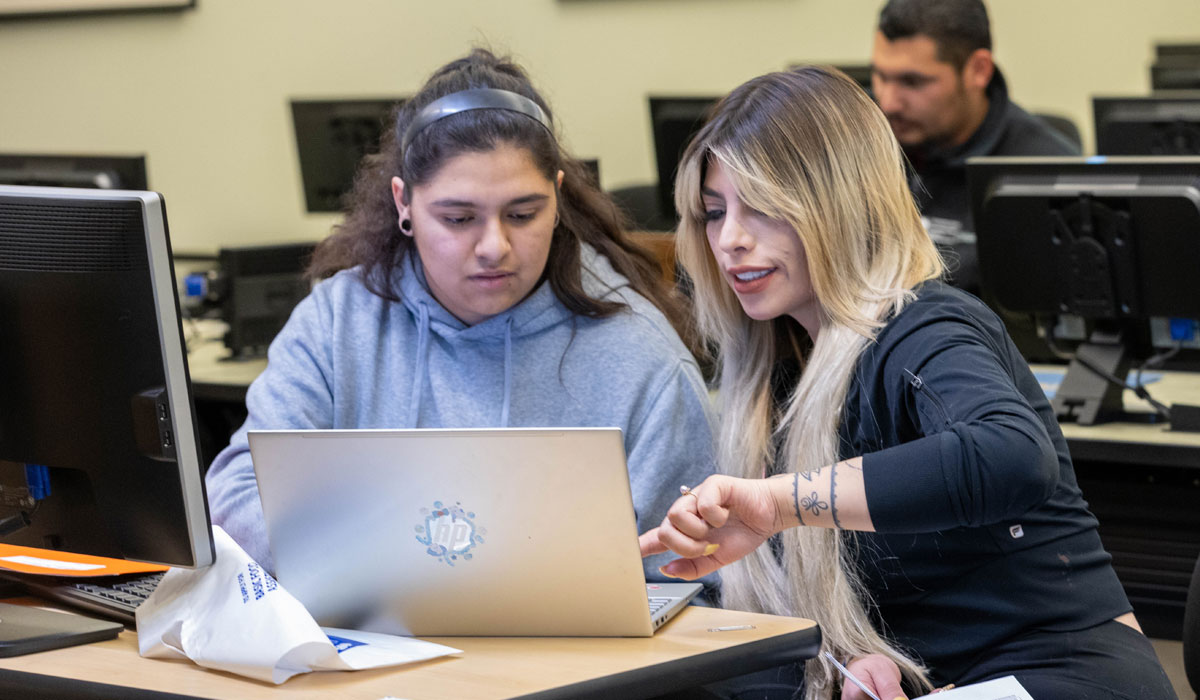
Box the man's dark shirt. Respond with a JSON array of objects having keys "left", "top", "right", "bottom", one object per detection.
[{"left": 904, "top": 68, "right": 1080, "bottom": 295}]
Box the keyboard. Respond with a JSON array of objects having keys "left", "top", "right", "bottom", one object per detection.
[{"left": 16, "top": 571, "right": 164, "bottom": 625}]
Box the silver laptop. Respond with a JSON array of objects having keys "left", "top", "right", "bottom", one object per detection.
[{"left": 249, "top": 427, "right": 702, "bottom": 637}]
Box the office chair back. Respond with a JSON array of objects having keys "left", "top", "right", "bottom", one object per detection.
[
  {"left": 1033, "top": 112, "right": 1083, "bottom": 151},
  {"left": 1186, "top": 552, "right": 1199, "bottom": 697}
]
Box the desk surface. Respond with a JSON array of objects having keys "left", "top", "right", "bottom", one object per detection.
[
  {"left": 1032, "top": 364, "right": 1200, "bottom": 466},
  {"left": 185, "top": 320, "right": 267, "bottom": 401},
  {"left": 0, "top": 605, "right": 818, "bottom": 700}
]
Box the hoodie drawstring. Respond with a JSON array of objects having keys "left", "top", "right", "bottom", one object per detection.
[
  {"left": 408, "top": 302, "right": 431, "bottom": 428},
  {"left": 500, "top": 316, "right": 513, "bottom": 428}
]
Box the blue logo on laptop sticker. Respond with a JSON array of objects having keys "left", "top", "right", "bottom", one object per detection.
[{"left": 415, "top": 500, "right": 486, "bottom": 566}]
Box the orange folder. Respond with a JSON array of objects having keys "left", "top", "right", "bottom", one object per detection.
[{"left": 0, "top": 543, "right": 168, "bottom": 577}]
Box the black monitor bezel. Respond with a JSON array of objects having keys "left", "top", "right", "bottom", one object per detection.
[
  {"left": 967, "top": 155, "right": 1200, "bottom": 323},
  {"left": 290, "top": 97, "right": 405, "bottom": 214},
  {"left": 648, "top": 96, "right": 719, "bottom": 224},
  {"left": 1093, "top": 93, "right": 1200, "bottom": 155}
]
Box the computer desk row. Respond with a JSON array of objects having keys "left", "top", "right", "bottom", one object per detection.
[
  {"left": 0, "top": 599, "right": 820, "bottom": 699},
  {"left": 186, "top": 328, "right": 1200, "bottom": 461},
  {"left": 1032, "top": 364, "right": 1200, "bottom": 468}
]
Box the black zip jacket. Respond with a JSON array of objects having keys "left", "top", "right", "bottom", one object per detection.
[{"left": 842, "top": 281, "right": 1130, "bottom": 683}]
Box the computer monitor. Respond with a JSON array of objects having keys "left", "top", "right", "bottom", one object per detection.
[
  {"left": 649, "top": 97, "right": 719, "bottom": 226},
  {"left": 787, "top": 63, "right": 874, "bottom": 96},
  {"left": 218, "top": 242, "right": 315, "bottom": 358},
  {"left": 0, "top": 185, "right": 214, "bottom": 569},
  {"left": 0, "top": 153, "right": 147, "bottom": 190},
  {"left": 1155, "top": 42, "right": 1200, "bottom": 60},
  {"left": 785, "top": 63, "right": 873, "bottom": 93},
  {"left": 967, "top": 156, "right": 1200, "bottom": 426},
  {"left": 835, "top": 64, "right": 874, "bottom": 94},
  {"left": 1151, "top": 51, "right": 1200, "bottom": 91},
  {"left": 579, "top": 158, "right": 601, "bottom": 187},
  {"left": 291, "top": 98, "right": 405, "bottom": 213},
  {"left": 1094, "top": 95, "right": 1200, "bottom": 155}
]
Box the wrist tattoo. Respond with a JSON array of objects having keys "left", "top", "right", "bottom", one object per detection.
[
  {"left": 830, "top": 460, "right": 842, "bottom": 528},
  {"left": 792, "top": 473, "right": 804, "bottom": 526}
]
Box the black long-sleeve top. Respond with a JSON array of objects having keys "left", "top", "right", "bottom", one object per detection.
[{"left": 844, "top": 281, "right": 1130, "bottom": 683}]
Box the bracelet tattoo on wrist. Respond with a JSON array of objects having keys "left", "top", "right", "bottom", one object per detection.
[
  {"left": 830, "top": 460, "right": 842, "bottom": 528},
  {"left": 792, "top": 472, "right": 804, "bottom": 526}
]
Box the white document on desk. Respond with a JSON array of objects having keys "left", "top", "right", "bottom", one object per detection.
[
  {"left": 137, "top": 526, "right": 460, "bottom": 684},
  {"left": 913, "top": 675, "right": 1033, "bottom": 700}
]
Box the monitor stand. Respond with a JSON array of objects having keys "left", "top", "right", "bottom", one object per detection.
[
  {"left": 0, "top": 602, "right": 123, "bottom": 657},
  {"left": 1052, "top": 331, "right": 1132, "bottom": 426}
]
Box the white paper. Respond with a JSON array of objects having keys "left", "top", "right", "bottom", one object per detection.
[
  {"left": 913, "top": 675, "right": 1034, "bottom": 700},
  {"left": 136, "top": 526, "right": 459, "bottom": 683}
]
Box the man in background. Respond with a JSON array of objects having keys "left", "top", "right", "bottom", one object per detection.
[{"left": 871, "top": 0, "right": 1079, "bottom": 294}]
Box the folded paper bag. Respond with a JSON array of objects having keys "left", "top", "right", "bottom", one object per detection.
[{"left": 136, "top": 526, "right": 459, "bottom": 684}]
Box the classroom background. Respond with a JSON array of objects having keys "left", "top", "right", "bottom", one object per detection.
[{"left": 1, "top": 0, "right": 1197, "bottom": 253}]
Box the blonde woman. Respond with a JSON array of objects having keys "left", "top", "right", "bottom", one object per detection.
[{"left": 639, "top": 67, "right": 1176, "bottom": 700}]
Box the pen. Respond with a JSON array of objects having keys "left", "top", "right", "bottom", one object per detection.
[
  {"left": 824, "top": 651, "right": 883, "bottom": 700},
  {"left": 707, "top": 625, "right": 755, "bottom": 632}
]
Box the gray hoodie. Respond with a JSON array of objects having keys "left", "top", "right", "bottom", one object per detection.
[{"left": 205, "top": 246, "right": 717, "bottom": 579}]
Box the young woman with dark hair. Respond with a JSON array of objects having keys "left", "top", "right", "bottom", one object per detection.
[{"left": 206, "top": 49, "right": 715, "bottom": 584}]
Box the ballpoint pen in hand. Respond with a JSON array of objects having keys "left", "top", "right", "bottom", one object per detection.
[{"left": 824, "top": 651, "right": 884, "bottom": 700}]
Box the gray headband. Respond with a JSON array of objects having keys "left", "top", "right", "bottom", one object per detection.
[{"left": 400, "top": 88, "right": 554, "bottom": 151}]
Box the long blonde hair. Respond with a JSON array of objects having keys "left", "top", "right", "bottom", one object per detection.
[{"left": 674, "top": 67, "right": 944, "bottom": 698}]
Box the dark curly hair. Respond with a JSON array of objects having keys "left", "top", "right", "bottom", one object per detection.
[{"left": 308, "top": 48, "right": 697, "bottom": 357}]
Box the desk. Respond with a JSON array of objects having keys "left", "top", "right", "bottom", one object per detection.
[
  {"left": 0, "top": 606, "right": 820, "bottom": 700},
  {"left": 185, "top": 320, "right": 267, "bottom": 403},
  {"left": 1041, "top": 364, "right": 1200, "bottom": 468},
  {"left": 1034, "top": 365, "right": 1200, "bottom": 640},
  {"left": 183, "top": 320, "right": 264, "bottom": 467}
]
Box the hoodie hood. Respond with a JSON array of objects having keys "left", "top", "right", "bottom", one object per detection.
[
  {"left": 396, "top": 243, "right": 630, "bottom": 343},
  {"left": 395, "top": 243, "right": 634, "bottom": 427}
]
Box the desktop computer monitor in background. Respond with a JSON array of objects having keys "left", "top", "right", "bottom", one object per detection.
[
  {"left": 833, "top": 64, "right": 873, "bottom": 95},
  {"left": 219, "top": 242, "right": 316, "bottom": 358},
  {"left": 579, "top": 158, "right": 600, "bottom": 187},
  {"left": 1151, "top": 43, "right": 1200, "bottom": 91},
  {"left": 967, "top": 156, "right": 1200, "bottom": 426},
  {"left": 291, "top": 98, "right": 405, "bottom": 213},
  {"left": 1093, "top": 95, "right": 1200, "bottom": 155},
  {"left": 0, "top": 185, "right": 214, "bottom": 569},
  {"left": 1156, "top": 43, "right": 1200, "bottom": 61},
  {"left": 787, "top": 63, "right": 874, "bottom": 96},
  {"left": 0, "top": 153, "right": 147, "bottom": 190},
  {"left": 649, "top": 96, "right": 719, "bottom": 226}
]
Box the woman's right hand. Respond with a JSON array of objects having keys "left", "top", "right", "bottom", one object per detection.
[
  {"left": 637, "top": 474, "right": 786, "bottom": 580},
  {"left": 841, "top": 654, "right": 905, "bottom": 700}
]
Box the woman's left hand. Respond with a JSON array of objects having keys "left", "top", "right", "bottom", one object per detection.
[{"left": 638, "top": 474, "right": 784, "bottom": 579}]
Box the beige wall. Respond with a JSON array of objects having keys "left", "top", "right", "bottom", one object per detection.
[{"left": 1, "top": 0, "right": 1197, "bottom": 252}]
